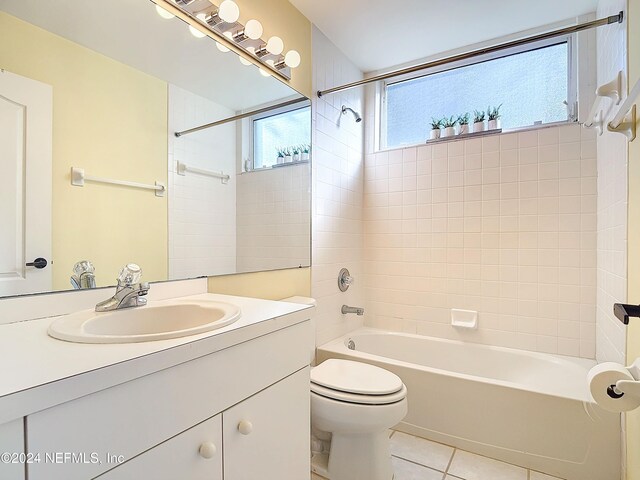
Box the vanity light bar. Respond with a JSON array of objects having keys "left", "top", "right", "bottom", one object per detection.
[{"left": 152, "top": 0, "right": 294, "bottom": 81}]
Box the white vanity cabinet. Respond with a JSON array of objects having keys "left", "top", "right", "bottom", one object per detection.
[
  {"left": 0, "top": 419, "right": 25, "bottom": 480},
  {"left": 25, "top": 320, "right": 311, "bottom": 480}
]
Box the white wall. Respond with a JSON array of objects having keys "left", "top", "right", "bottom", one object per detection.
[
  {"left": 362, "top": 125, "right": 599, "bottom": 358},
  {"left": 168, "top": 85, "right": 237, "bottom": 279},
  {"left": 236, "top": 163, "right": 311, "bottom": 272},
  {"left": 595, "top": 0, "right": 628, "bottom": 364},
  {"left": 311, "top": 27, "right": 365, "bottom": 346}
]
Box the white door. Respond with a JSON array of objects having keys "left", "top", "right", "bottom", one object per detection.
[{"left": 0, "top": 70, "right": 52, "bottom": 296}]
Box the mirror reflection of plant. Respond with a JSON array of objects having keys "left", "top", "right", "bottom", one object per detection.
[
  {"left": 487, "top": 104, "right": 502, "bottom": 120},
  {"left": 457, "top": 113, "right": 470, "bottom": 125},
  {"left": 430, "top": 117, "right": 443, "bottom": 130},
  {"left": 302, "top": 144, "right": 310, "bottom": 154},
  {"left": 277, "top": 147, "right": 285, "bottom": 158},
  {"left": 473, "top": 109, "right": 486, "bottom": 123},
  {"left": 442, "top": 116, "right": 457, "bottom": 128},
  {"left": 292, "top": 145, "right": 301, "bottom": 155}
]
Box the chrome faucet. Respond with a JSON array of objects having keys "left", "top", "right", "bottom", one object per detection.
[
  {"left": 95, "top": 264, "right": 149, "bottom": 312},
  {"left": 342, "top": 305, "right": 364, "bottom": 316},
  {"left": 70, "top": 260, "right": 96, "bottom": 290}
]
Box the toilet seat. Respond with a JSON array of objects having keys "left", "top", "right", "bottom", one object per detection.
[
  {"left": 311, "top": 359, "right": 406, "bottom": 405},
  {"left": 311, "top": 382, "right": 407, "bottom": 405}
]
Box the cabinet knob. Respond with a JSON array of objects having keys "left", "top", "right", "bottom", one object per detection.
[
  {"left": 199, "top": 442, "right": 217, "bottom": 459},
  {"left": 238, "top": 420, "right": 253, "bottom": 435}
]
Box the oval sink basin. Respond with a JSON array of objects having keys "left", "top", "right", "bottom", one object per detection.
[{"left": 48, "top": 300, "right": 241, "bottom": 344}]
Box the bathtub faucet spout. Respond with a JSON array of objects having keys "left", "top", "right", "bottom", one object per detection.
[{"left": 342, "top": 305, "right": 365, "bottom": 316}]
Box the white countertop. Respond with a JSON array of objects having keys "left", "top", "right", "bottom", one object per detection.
[{"left": 0, "top": 293, "right": 313, "bottom": 424}]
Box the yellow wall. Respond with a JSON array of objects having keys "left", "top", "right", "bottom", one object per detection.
[
  {"left": 208, "top": 267, "right": 311, "bottom": 299},
  {"left": 238, "top": 0, "right": 312, "bottom": 98},
  {"left": 0, "top": 12, "right": 168, "bottom": 290},
  {"left": 627, "top": 0, "right": 640, "bottom": 477}
]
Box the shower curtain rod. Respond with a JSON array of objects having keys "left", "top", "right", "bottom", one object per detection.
[
  {"left": 317, "top": 11, "right": 624, "bottom": 98},
  {"left": 174, "top": 97, "right": 309, "bottom": 137}
]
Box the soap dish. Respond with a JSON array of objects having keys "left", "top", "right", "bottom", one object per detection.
[{"left": 451, "top": 309, "right": 478, "bottom": 329}]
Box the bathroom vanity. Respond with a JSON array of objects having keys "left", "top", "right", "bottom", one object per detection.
[{"left": 0, "top": 294, "right": 313, "bottom": 480}]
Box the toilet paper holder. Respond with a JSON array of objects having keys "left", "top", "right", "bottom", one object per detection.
[{"left": 607, "top": 358, "right": 640, "bottom": 399}]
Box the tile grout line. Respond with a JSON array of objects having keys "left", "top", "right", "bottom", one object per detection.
[
  {"left": 390, "top": 453, "right": 447, "bottom": 474},
  {"left": 444, "top": 447, "right": 456, "bottom": 476}
]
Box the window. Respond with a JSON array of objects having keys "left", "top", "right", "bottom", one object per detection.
[
  {"left": 382, "top": 40, "right": 573, "bottom": 149},
  {"left": 253, "top": 105, "right": 311, "bottom": 169}
]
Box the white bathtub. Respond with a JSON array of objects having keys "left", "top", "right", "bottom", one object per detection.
[{"left": 317, "top": 329, "right": 621, "bottom": 480}]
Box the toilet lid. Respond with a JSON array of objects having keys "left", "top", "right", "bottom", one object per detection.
[
  {"left": 311, "top": 359, "right": 404, "bottom": 395},
  {"left": 311, "top": 382, "right": 407, "bottom": 405}
]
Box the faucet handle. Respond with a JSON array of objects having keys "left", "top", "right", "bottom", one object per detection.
[
  {"left": 73, "top": 260, "right": 95, "bottom": 276},
  {"left": 118, "top": 263, "right": 142, "bottom": 286},
  {"left": 338, "top": 268, "right": 354, "bottom": 292}
]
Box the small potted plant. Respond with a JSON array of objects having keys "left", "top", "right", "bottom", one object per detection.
[
  {"left": 301, "top": 144, "right": 310, "bottom": 161},
  {"left": 429, "top": 117, "right": 442, "bottom": 140},
  {"left": 276, "top": 148, "right": 285, "bottom": 165},
  {"left": 487, "top": 104, "right": 502, "bottom": 130},
  {"left": 292, "top": 146, "right": 301, "bottom": 162},
  {"left": 441, "top": 116, "right": 456, "bottom": 138},
  {"left": 283, "top": 147, "right": 293, "bottom": 163},
  {"left": 472, "top": 110, "right": 486, "bottom": 133},
  {"left": 457, "top": 113, "right": 470, "bottom": 135}
]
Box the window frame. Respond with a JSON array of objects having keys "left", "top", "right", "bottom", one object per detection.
[
  {"left": 378, "top": 34, "right": 577, "bottom": 151},
  {"left": 249, "top": 102, "right": 311, "bottom": 170}
]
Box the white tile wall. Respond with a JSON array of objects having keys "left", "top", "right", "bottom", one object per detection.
[
  {"left": 311, "top": 27, "right": 365, "bottom": 346},
  {"left": 595, "top": 0, "right": 628, "bottom": 365},
  {"left": 236, "top": 163, "right": 311, "bottom": 272},
  {"left": 362, "top": 125, "right": 598, "bottom": 358},
  {"left": 168, "top": 85, "right": 237, "bottom": 279}
]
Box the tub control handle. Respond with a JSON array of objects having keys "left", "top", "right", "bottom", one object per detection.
[{"left": 238, "top": 420, "right": 253, "bottom": 435}]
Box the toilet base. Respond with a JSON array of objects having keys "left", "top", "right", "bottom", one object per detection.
[{"left": 325, "top": 430, "right": 393, "bottom": 480}]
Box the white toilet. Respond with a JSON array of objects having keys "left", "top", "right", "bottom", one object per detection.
[{"left": 310, "top": 359, "right": 408, "bottom": 480}]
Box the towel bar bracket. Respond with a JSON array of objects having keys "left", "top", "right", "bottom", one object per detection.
[{"left": 607, "top": 104, "right": 636, "bottom": 142}]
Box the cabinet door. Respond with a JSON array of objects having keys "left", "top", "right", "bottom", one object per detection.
[
  {"left": 223, "top": 367, "right": 309, "bottom": 480},
  {"left": 97, "top": 415, "right": 222, "bottom": 480},
  {"left": 0, "top": 419, "right": 24, "bottom": 480}
]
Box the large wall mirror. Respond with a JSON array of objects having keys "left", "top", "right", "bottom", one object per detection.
[{"left": 0, "top": 0, "right": 311, "bottom": 297}]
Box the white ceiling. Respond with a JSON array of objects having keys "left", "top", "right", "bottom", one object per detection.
[
  {"left": 0, "top": 0, "right": 301, "bottom": 111},
  {"left": 289, "top": 0, "right": 599, "bottom": 72}
]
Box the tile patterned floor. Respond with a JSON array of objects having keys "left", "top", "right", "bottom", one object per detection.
[{"left": 311, "top": 430, "right": 565, "bottom": 480}]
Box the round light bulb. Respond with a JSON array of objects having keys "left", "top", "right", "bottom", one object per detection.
[
  {"left": 266, "top": 36, "right": 284, "bottom": 55},
  {"left": 239, "top": 56, "right": 252, "bottom": 66},
  {"left": 155, "top": 5, "right": 175, "bottom": 19},
  {"left": 218, "top": 0, "right": 240, "bottom": 23},
  {"left": 189, "top": 25, "right": 206, "bottom": 38},
  {"left": 216, "top": 32, "right": 233, "bottom": 52},
  {"left": 284, "top": 50, "right": 301, "bottom": 68},
  {"left": 244, "top": 19, "right": 263, "bottom": 40},
  {"left": 259, "top": 68, "right": 271, "bottom": 77}
]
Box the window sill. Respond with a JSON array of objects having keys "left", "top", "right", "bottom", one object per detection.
[
  {"left": 377, "top": 120, "right": 576, "bottom": 154},
  {"left": 242, "top": 159, "right": 310, "bottom": 174}
]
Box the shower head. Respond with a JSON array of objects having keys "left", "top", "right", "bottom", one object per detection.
[{"left": 341, "top": 105, "right": 362, "bottom": 123}]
